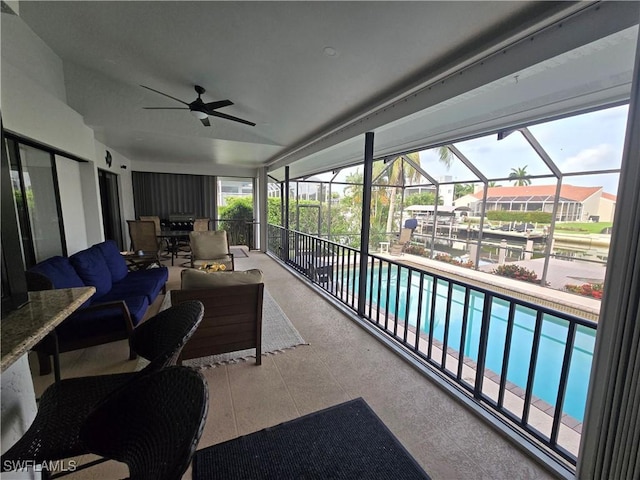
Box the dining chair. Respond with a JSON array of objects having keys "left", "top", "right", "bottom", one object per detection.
[
  {"left": 139, "top": 216, "right": 172, "bottom": 259},
  {"left": 193, "top": 218, "right": 210, "bottom": 231},
  {"left": 138, "top": 215, "right": 162, "bottom": 235},
  {"left": 127, "top": 220, "right": 161, "bottom": 261}
]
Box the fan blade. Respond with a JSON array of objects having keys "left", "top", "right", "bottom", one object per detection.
[
  {"left": 140, "top": 85, "right": 189, "bottom": 106},
  {"left": 143, "top": 107, "right": 190, "bottom": 110},
  {"left": 200, "top": 117, "right": 211, "bottom": 127},
  {"left": 204, "top": 100, "right": 233, "bottom": 111},
  {"left": 210, "top": 111, "right": 256, "bottom": 126}
]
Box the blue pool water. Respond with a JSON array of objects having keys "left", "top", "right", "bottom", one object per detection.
[{"left": 357, "top": 265, "right": 595, "bottom": 422}]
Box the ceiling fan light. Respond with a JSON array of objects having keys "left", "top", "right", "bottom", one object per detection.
[{"left": 191, "top": 110, "right": 208, "bottom": 120}]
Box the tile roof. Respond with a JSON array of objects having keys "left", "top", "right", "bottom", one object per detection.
[
  {"left": 474, "top": 184, "right": 602, "bottom": 202},
  {"left": 601, "top": 192, "right": 617, "bottom": 201}
]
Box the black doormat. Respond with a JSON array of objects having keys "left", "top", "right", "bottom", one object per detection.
[{"left": 193, "top": 398, "right": 431, "bottom": 480}]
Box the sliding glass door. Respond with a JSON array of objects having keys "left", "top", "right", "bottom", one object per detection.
[{"left": 6, "top": 136, "right": 65, "bottom": 267}]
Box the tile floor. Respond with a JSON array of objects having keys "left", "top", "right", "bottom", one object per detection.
[{"left": 26, "top": 251, "right": 561, "bottom": 480}]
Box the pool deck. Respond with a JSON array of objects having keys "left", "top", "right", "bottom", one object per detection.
[{"left": 375, "top": 252, "right": 601, "bottom": 322}]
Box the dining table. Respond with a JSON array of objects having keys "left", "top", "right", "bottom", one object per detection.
[{"left": 157, "top": 230, "right": 192, "bottom": 265}]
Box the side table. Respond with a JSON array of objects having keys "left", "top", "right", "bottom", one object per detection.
[{"left": 121, "top": 251, "right": 158, "bottom": 270}]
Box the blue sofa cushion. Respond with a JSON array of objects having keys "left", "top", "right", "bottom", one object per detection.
[
  {"left": 116, "top": 267, "right": 169, "bottom": 302},
  {"left": 95, "top": 240, "right": 129, "bottom": 282},
  {"left": 69, "top": 246, "right": 113, "bottom": 299},
  {"left": 29, "top": 256, "right": 86, "bottom": 290},
  {"left": 59, "top": 295, "right": 149, "bottom": 340}
]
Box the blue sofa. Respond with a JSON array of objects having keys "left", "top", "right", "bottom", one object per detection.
[{"left": 27, "top": 240, "right": 169, "bottom": 375}]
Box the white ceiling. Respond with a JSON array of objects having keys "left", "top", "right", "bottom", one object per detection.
[{"left": 11, "top": 1, "right": 640, "bottom": 176}]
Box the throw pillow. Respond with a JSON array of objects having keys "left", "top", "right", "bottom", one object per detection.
[
  {"left": 95, "top": 240, "right": 129, "bottom": 282},
  {"left": 29, "top": 256, "right": 86, "bottom": 290},
  {"left": 69, "top": 245, "right": 113, "bottom": 298}
]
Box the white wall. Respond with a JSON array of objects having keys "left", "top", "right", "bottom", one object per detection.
[
  {"left": 55, "top": 156, "right": 89, "bottom": 254},
  {"left": 1, "top": 61, "right": 95, "bottom": 162},
  {"left": 582, "top": 191, "right": 603, "bottom": 222},
  {"left": 1, "top": 13, "right": 67, "bottom": 103},
  {"left": 598, "top": 198, "right": 616, "bottom": 223}
]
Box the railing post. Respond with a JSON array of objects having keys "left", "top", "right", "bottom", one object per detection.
[
  {"left": 358, "top": 132, "right": 374, "bottom": 316},
  {"left": 474, "top": 293, "right": 493, "bottom": 398}
]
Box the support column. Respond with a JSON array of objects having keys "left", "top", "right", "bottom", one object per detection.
[
  {"left": 578, "top": 22, "right": 640, "bottom": 479},
  {"left": 357, "top": 132, "right": 374, "bottom": 317},
  {"left": 257, "top": 167, "right": 268, "bottom": 252},
  {"left": 284, "top": 166, "right": 290, "bottom": 262}
]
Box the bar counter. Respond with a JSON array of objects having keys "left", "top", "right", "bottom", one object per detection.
[{"left": 1, "top": 287, "right": 95, "bottom": 372}]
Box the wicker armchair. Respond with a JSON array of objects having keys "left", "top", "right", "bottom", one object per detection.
[
  {"left": 1, "top": 301, "right": 204, "bottom": 477},
  {"left": 189, "top": 230, "right": 235, "bottom": 270},
  {"left": 171, "top": 269, "right": 264, "bottom": 365},
  {"left": 80, "top": 366, "right": 208, "bottom": 480}
]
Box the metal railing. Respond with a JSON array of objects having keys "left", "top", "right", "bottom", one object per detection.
[
  {"left": 267, "top": 224, "right": 597, "bottom": 467},
  {"left": 215, "top": 218, "right": 255, "bottom": 249}
]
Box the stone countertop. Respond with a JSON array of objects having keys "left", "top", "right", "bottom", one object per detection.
[{"left": 1, "top": 287, "right": 95, "bottom": 372}]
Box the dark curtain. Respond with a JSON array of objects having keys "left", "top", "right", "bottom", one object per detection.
[{"left": 132, "top": 171, "right": 216, "bottom": 219}]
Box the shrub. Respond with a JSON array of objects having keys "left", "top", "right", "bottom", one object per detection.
[
  {"left": 486, "top": 210, "right": 552, "bottom": 224},
  {"left": 434, "top": 253, "right": 474, "bottom": 269},
  {"left": 564, "top": 283, "right": 603, "bottom": 299},
  {"left": 404, "top": 245, "right": 426, "bottom": 256},
  {"left": 492, "top": 264, "right": 541, "bottom": 284}
]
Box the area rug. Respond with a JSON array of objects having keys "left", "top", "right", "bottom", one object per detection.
[
  {"left": 147, "top": 288, "right": 306, "bottom": 369},
  {"left": 193, "top": 397, "right": 431, "bottom": 480}
]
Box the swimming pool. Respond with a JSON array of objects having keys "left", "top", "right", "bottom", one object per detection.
[{"left": 355, "top": 265, "right": 595, "bottom": 422}]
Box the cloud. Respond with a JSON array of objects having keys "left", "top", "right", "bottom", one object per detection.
[{"left": 560, "top": 144, "right": 618, "bottom": 172}]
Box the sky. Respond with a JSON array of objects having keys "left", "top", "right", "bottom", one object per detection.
[{"left": 419, "top": 104, "right": 628, "bottom": 195}]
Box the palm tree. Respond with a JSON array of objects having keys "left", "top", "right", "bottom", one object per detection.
[
  {"left": 384, "top": 153, "right": 421, "bottom": 233},
  {"left": 437, "top": 145, "right": 454, "bottom": 170},
  {"left": 383, "top": 146, "right": 454, "bottom": 233},
  {"left": 454, "top": 183, "right": 474, "bottom": 199},
  {"left": 508, "top": 166, "right": 531, "bottom": 186}
]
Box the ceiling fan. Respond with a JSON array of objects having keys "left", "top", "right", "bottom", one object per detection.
[{"left": 141, "top": 84, "right": 256, "bottom": 127}]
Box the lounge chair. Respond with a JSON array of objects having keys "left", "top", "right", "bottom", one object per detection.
[{"left": 389, "top": 228, "right": 413, "bottom": 256}]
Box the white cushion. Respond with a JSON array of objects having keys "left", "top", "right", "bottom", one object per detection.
[
  {"left": 181, "top": 268, "right": 263, "bottom": 289},
  {"left": 190, "top": 230, "right": 229, "bottom": 259}
]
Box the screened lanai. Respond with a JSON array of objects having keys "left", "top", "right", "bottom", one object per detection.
[
  {"left": 268, "top": 103, "right": 626, "bottom": 295},
  {"left": 263, "top": 17, "right": 639, "bottom": 477}
]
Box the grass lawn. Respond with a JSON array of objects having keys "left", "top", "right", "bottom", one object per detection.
[{"left": 555, "top": 222, "right": 613, "bottom": 234}]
